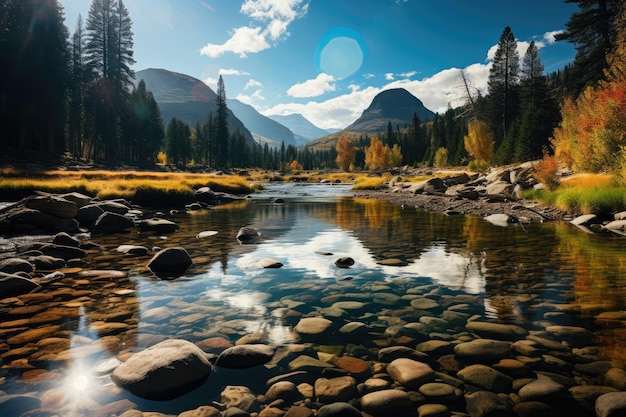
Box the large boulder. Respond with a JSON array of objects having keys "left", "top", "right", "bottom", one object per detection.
[
  {"left": 0, "top": 273, "right": 40, "bottom": 298},
  {"left": 137, "top": 218, "right": 179, "bottom": 234},
  {"left": 147, "top": 247, "right": 193, "bottom": 278},
  {"left": 25, "top": 195, "right": 78, "bottom": 219},
  {"left": 92, "top": 212, "right": 134, "bottom": 235},
  {"left": 195, "top": 187, "right": 245, "bottom": 205},
  {"left": 110, "top": 339, "right": 212, "bottom": 400}
]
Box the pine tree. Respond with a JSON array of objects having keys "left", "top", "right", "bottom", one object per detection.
[
  {"left": 488, "top": 26, "right": 520, "bottom": 150},
  {"left": 512, "top": 40, "right": 559, "bottom": 162},
  {"left": 0, "top": 0, "right": 69, "bottom": 154},
  {"left": 556, "top": 0, "right": 619, "bottom": 93},
  {"left": 69, "top": 15, "right": 88, "bottom": 158},
  {"left": 129, "top": 80, "right": 164, "bottom": 167},
  {"left": 84, "top": 0, "right": 135, "bottom": 162},
  {"left": 214, "top": 75, "right": 229, "bottom": 167}
]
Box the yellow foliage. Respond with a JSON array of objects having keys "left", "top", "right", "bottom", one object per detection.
[
  {"left": 389, "top": 144, "right": 403, "bottom": 167},
  {"left": 364, "top": 136, "right": 390, "bottom": 170},
  {"left": 464, "top": 120, "right": 494, "bottom": 163},
  {"left": 433, "top": 147, "right": 448, "bottom": 168}
]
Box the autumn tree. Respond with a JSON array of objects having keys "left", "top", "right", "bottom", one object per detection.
[
  {"left": 552, "top": 81, "right": 626, "bottom": 173},
  {"left": 464, "top": 120, "right": 494, "bottom": 164},
  {"left": 364, "top": 136, "right": 390, "bottom": 170},
  {"left": 335, "top": 136, "right": 357, "bottom": 171}
]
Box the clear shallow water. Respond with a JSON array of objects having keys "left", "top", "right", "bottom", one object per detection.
[{"left": 2, "top": 183, "right": 626, "bottom": 414}]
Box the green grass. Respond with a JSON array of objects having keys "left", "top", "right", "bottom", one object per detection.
[{"left": 524, "top": 181, "right": 626, "bottom": 216}]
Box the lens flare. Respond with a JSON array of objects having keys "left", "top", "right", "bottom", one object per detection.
[{"left": 315, "top": 27, "right": 365, "bottom": 80}]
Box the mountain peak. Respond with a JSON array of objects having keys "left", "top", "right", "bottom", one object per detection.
[{"left": 345, "top": 88, "right": 435, "bottom": 132}]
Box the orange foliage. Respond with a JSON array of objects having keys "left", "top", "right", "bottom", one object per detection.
[
  {"left": 289, "top": 160, "right": 300, "bottom": 172},
  {"left": 552, "top": 80, "right": 626, "bottom": 173},
  {"left": 533, "top": 154, "right": 560, "bottom": 190},
  {"left": 335, "top": 136, "right": 357, "bottom": 171},
  {"left": 364, "top": 136, "right": 390, "bottom": 170}
]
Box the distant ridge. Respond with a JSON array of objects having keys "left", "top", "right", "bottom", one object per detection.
[
  {"left": 227, "top": 99, "right": 297, "bottom": 148},
  {"left": 267, "top": 114, "right": 333, "bottom": 146},
  {"left": 345, "top": 88, "right": 436, "bottom": 132},
  {"left": 135, "top": 68, "right": 255, "bottom": 147}
]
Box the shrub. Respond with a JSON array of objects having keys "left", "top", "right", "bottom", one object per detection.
[
  {"left": 433, "top": 147, "right": 448, "bottom": 168},
  {"left": 533, "top": 154, "right": 560, "bottom": 191},
  {"left": 467, "top": 159, "right": 490, "bottom": 173}
]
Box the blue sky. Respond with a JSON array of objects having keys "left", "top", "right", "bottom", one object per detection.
[{"left": 59, "top": 0, "right": 577, "bottom": 129}]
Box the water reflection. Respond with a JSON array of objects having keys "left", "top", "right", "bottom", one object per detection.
[{"left": 3, "top": 183, "right": 626, "bottom": 412}]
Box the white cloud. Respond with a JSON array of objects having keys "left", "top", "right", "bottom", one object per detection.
[
  {"left": 287, "top": 73, "right": 336, "bottom": 98},
  {"left": 244, "top": 79, "right": 263, "bottom": 89},
  {"left": 399, "top": 71, "right": 417, "bottom": 78},
  {"left": 204, "top": 77, "right": 217, "bottom": 89},
  {"left": 237, "top": 89, "right": 265, "bottom": 105},
  {"left": 385, "top": 73, "right": 395, "bottom": 81},
  {"left": 200, "top": 0, "right": 309, "bottom": 58},
  {"left": 260, "top": 62, "right": 492, "bottom": 130},
  {"left": 201, "top": 26, "right": 269, "bottom": 58},
  {"left": 543, "top": 30, "right": 564, "bottom": 44},
  {"left": 220, "top": 68, "right": 251, "bottom": 76}
]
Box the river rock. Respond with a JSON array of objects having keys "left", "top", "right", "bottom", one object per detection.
[
  {"left": 317, "top": 402, "right": 362, "bottom": 417},
  {"left": 110, "top": 339, "right": 212, "bottom": 400},
  {"left": 146, "top": 247, "right": 193, "bottom": 277},
  {"left": 221, "top": 386, "right": 260, "bottom": 412},
  {"left": 605, "top": 368, "right": 626, "bottom": 391},
  {"left": 52, "top": 231, "right": 80, "bottom": 247},
  {"left": 264, "top": 381, "right": 302, "bottom": 402},
  {"left": 339, "top": 321, "right": 369, "bottom": 337},
  {"left": 512, "top": 401, "right": 552, "bottom": 417},
  {"left": 360, "top": 389, "right": 413, "bottom": 416},
  {"left": 7, "top": 207, "right": 79, "bottom": 233},
  {"left": 378, "top": 346, "right": 429, "bottom": 363},
  {"left": 333, "top": 356, "right": 371, "bottom": 377},
  {"left": 25, "top": 195, "right": 78, "bottom": 219},
  {"left": 417, "top": 404, "right": 450, "bottom": 417},
  {"left": 92, "top": 212, "right": 134, "bottom": 234},
  {"left": 196, "top": 187, "right": 244, "bottom": 205},
  {"left": 484, "top": 213, "right": 517, "bottom": 227},
  {"left": 0, "top": 258, "right": 34, "bottom": 274},
  {"left": 38, "top": 243, "right": 86, "bottom": 260},
  {"left": 138, "top": 218, "right": 179, "bottom": 234},
  {"left": 294, "top": 317, "right": 333, "bottom": 336},
  {"left": 465, "top": 321, "right": 528, "bottom": 341},
  {"left": 31, "top": 254, "right": 65, "bottom": 270},
  {"left": 179, "top": 406, "right": 221, "bottom": 417},
  {"left": 0, "top": 394, "right": 41, "bottom": 417},
  {"left": 236, "top": 226, "right": 260, "bottom": 243},
  {"left": 288, "top": 355, "right": 334, "bottom": 373},
  {"left": 76, "top": 203, "right": 105, "bottom": 225},
  {"left": 453, "top": 339, "right": 511, "bottom": 362},
  {"left": 334, "top": 257, "right": 355, "bottom": 268},
  {"left": 314, "top": 376, "right": 357, "bottom": 403},
  {"left": 596, "top": 392, "right": 626, "bottom": 417},
  {"left": 386, "top": 358, "right": 435, "bottom": 387},
  {"left": 518, "top": 375, "right": 567, "bottom": 400},
  {"left": 59, "top": 191, "right": 92, "bottom": 208},
  {"left": 98, "top": 200, "right": 130, "bottom": 215},
  {"left": 215, "top": 344, "right": 274, "bottom": 369},
  {"left": 256, "top": 258, "right": 283, "bottom": 268},
  {"left": 116, "top": 245, "right": 149, "bottom": 256},
  {"left": 196, "top": 230, "right": 219, "bottom": 239},
  {"left": 419, "top": 382, "right": 459, "bottom": 403},
  {"left": 604, "top": 220, "right": 626, "bottom": 233},
  {"left": 545, "top": 325, "right": 594, "bottom": 347},
  {"left": 457, "top": 364, "right": 513, "bottom": 393},
  {"left": 0, "top": 273, "right": 40, "bottom": 298},
  {"left": 465, "top": 391, "right": 512, "bottom": 417}
]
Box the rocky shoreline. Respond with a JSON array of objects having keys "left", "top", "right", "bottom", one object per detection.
[
  {"left": 1, "top": 171, "right": 626, "bottom": 417},
  {"left": 353, "top": 164, "right": 568, "bottom": 224}
]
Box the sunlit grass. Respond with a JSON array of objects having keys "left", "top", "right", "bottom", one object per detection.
[
  {"left": 524, "top": 173, "right": 626, "bottom": 215},
  {"left": 352, "top": 175, "right": 391, "bottom": 190},
  {"left": 0, "top": 169, "right": 254, "bottom": 206}
]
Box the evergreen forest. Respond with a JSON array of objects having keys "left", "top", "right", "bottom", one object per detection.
[{"left": 0, "top": 0, "right": 623, "bottom": 173}]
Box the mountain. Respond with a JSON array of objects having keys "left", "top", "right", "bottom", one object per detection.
[
  {"left": 345, "top": 88, "right": 436, "bottom": 132},
  {"left": 135, "top": 68, "right": 255, "bottom": 147},
  {"left": 226, "top": 99, "right": 297, "bottom": 148},
  {"left": 267, "top": 113, "right": 334, "bottom": 146}
]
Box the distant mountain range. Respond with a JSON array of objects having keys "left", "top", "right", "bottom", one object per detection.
[
  {"left": 135, "top": 68, "right": 255, "bottom": 147},
  {"left": 136, "top": 68, "right": 437, "bottom": 151},
  {"left": 267, "top": 114, "right": 336, "bottom": 146}
]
